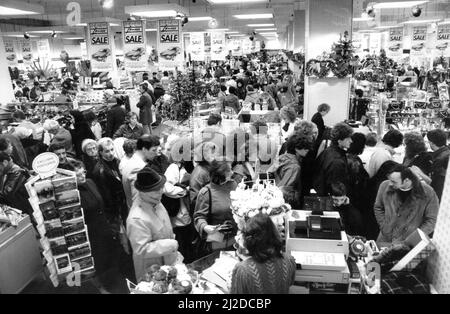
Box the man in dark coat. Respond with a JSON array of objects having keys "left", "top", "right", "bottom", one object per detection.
[
  {"left": 311, "top": 103, "right": 331, "bottom": 146},
  {"left": 427, "top": 129, "right": 450, "bottom": 201},
  {"left": 105, "top": 97, "right": 126, "bottom": 138},
  {"left": 314, "top": 122, "right": 354, "bottom": 196},
  {"left": 0, "top": 134, "right": 29, "bottom": 169},
  {"left": 136, "top": 82, "right": 153, "bottom": 135}
]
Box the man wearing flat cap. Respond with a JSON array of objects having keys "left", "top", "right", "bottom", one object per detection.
[{"left": 126, "top": 166, "right": 179, "bottom": 282}]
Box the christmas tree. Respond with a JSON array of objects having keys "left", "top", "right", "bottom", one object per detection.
[{"left": 330, "top": 31, "right": 355, "bottom": 78}]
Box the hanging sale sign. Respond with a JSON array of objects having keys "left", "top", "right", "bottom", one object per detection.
[
  {"left": 157, "top": 19, "right": 183, "bottom": 70},
  {"left": 411, "top": 26, "right": 427, "bottom": 57},
  {"left": 386, "top": 27, "right": 404, "bottom": 58},
  {"left": 21, "top": 40, "right": 34, "bottom": 64},
  {"left": 88, "top": 22, "right": 114, "bottom": 72},
  {"left": 4, "top": 39, "right": 18, "bottom": 66},
  {"left": 211, "top": 31, "right": 226, "bottom": 61},
  {"left": 254, "top": 40, "right": 261, "bottom": 52},
  {"left": 369, "top": 32, "right": 381, "bottom": 54},
  {"left": 436, "top": 24, "right": 450, "bottom": 57},
  {"left": 122, "top": 20, "right": 148, "bottom": 71},
  {"left": 37, "top": 39, "right": 51, "bottom": 59},
  {"left": 189, "top": 32, "right": 205, "bottom": 61},
  {"left": 242, "top": 39, "right": 252, "bottom": 55},
  {"left": 231, "top": 39, "right": 243, "bottom": 57}
]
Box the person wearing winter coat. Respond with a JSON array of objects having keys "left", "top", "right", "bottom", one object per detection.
[
  {"left": 113, "top": 112, "right": 144, "bottom": 140},
  {"left": 269, "top": 133, "right": 313, "bottom": 208},
  {"left": 43, "top": 119, "right": 75, "bottom": 158},
  {"left": 127, "top": 167, "right": 179, "bottom": 282},
  {"left": 105, "top": 100, "right": 126, "bottom": 138},
  {"left": 221, "top": 86, "right": 241, "bottom": 114},
  {"left": 236, "top": 79, "right": 247, "bottom": 100},
  {"left": 69, "top": 110, "right": 96, "bottom": 159},
  {"left": 244, "top": 85, "right": 261, "bottom": 105},
  {"left": 136, "top": 82, "right": 153, "bottom": 135},
  {"left": 427, "top": 129, "right": 450, "bottom": 201}
]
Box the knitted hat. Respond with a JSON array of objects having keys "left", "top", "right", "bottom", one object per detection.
[
  {"left": 135, "top": 167, "right": 166, "bottom": 192},
  {"left": 81, "top": 139, "right": 97, "bottom": 154}
]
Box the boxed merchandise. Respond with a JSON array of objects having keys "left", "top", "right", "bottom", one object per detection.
[
  {"left": 55, "top": 190, "right": 80, "bottom": 208},
  {"left": 68, "top": 243, "right": 92, "bottom": 261},
  {"left": 49, "top": 236, "right": 68, "bottom": 256},
  {"left": 58, "top": 205, "right": 84, "bottom": 221},
  {"left": 65, "top": 230, "right": 89, "bottom": 248},
  {"left": 44, "top": 219, "right": 64, "bottom": 239},
  {"left": 62, "top": 217, "right": 85, "bottom": 235},
  {"left": 39, "top": 201, "right": 59, "bottom": 221}
]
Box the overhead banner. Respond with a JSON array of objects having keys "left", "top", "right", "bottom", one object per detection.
[
  {"left": 189, "top": 32, "right": 205, "bottom": 61},
  {"left": 211, "top": 31, "right": 226, "bottom": 61},
  {"left": 436, "top": 24, "right": 450, "bottom": 57},
  {"left": 88, "top": 22, "right": 114, "bottom": 72},
  {"left": 4, "top": 39, "right": 18, "bottom": 66},
  {"left": 254, "top": 40, "right": 261, "bottom": 52},
  {"left": 157, "top": 19, "right": 183, "bottom": 70},
  {"left": 242, "top": 39, "right": 252, "bottom": 55},
  {"left": 411, "top": 26, "right": 427, "bottom": 57},
  {"left": 21, "top": 40, "right": 33, "bottom": 64},
  {"left": 231, "top": 39, "right": 243, "bottom": 57},
  {"left": 369, "top": 33, "right": 381, "bottom": 54},
  {"left": 122, "top": 20, "right": 148, "bottom": 71},
  {"left": 386, "top": 27, "right": 404, "bottom": 58},
  {"left": 36, "top": 39, "right": 51, "bottom": 59}
]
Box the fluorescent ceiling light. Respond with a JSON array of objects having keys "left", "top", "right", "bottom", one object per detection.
[
  {"left": 247, "top": 23, "right": 274, "bottom": 27},
  {"left": 375, "top": 25, "right": 399, "bottom": 29},
  {"left": 146, "top": 28, "right": 157, "bottom": 32},
  {"left": 76, "top": 23, "right": 87, "bottom": 26},
  {"left": 438, "top": 19, "right": 450, "bottom": 25},
  {"left": 255, "top": 28, "right": 276, "bottom": 31},
  {"left": 206, "top": 28, "right": 229, "bottom": 31},
  {"left": 4, "top": 34, "right": 38, "bottom": 38},
  {"left": 134, "top": 10, "right": 178, "bottom": 18},
  {"left": 225, "top": 31, "right": 239, "bottom": 34},
  {"left": 28, "top": 30, "right": 66, "bottom": 34},
  {"left": 259, "top": 32, "right": 277, "bottom": 35},
  {"left": 353, "top": 17, "right": 375, "bottom": 22},
  {"left": 125, "top": 4, "right": 188, "bottom": 18},
  {"left": 373, "top": 1, "right": 428, "bottom": 9},
  {"left": 234, "top": 13, "right": 273, "bottom": 19},
  {"left": 401, "top": 19, "right": 441, "bottom": 24},
  {"left": 189, "top": 16, "right": 212, "bottom": 21},
  {"left": 109, "top": 23, "right": 120, "bottom": 26},
  {"left": 207, "top": 0, "right": 267, "bottom": 4},
  {"left": 0, "top": 1, "right": 44, "bottom": 15},
  {"left": 64, "top": 37, "right": 84, "bottom": 40}
]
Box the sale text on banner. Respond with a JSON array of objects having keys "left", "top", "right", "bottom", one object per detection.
[
  {"left": 386, "top": 27, "right": 404, "bottom": 58},
  {"left": 189, "top": 32, "right": 205, "bottom": 61},
  {"left": 123, "top": 20, "right": 148, "bottom": 71},
  {"left": 88, "top": 22, "right": 114, "bottom": 72},
  {"left": 211, "top": 31, "right": 226, "bottom": 61},
  {"left": 21, "top": 40, "right": 34, "bottom": 64},
  {"left": 411, "top": 26, "right": 427, "bottom": 56},
  {"left": 436, "top": 24, "right": 450, "bottom": 57},
  {"left": 157, "top": 19, "right": 183, "bottom": 70},
  {"left": 4, "top": 39, "right": 18, "bottom": 66}
]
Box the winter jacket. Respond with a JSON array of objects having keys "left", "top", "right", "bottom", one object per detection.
[
  {"left": 189, "top": 164, "right": 211, "bottom": 212},
  {"left": 403, "top": 151, "right": 433, "bottom": 177},
  {"left": 113, "top": 123, "right": 144, "bottom": 140},
  {"left": 126, "top": 198, "right": 178, "bottom": 282},
  {"left": 269, "top": 153, "right": 302, "bottom": 208},
  {"left": 367, "top": 143, "right": 396, "bottom": 178},
  {"left": 314, "top": 145, "right": 351, "bottom": 196},
  {"left": 236, "top": 80, "right": 247, "bottom": 100},
  {"left": 70, "top": 123, "right": 96, "bottom": 159},
  {"left": 164, "top": 163, "right": 191, "bottom": 228},
  {"left": 0, "top": 163, "right": 32, "bottom": 216},
  {"left": 154, "top": 86, "right": 165, "bottom": 101},
  {"left": 374, "top": 180, "right": 439, "bottom": 244},
  {"left": 120, "top": 152, "right": 147, "bottom": 209},
  {"left": 244, "top": 91, "right": 261, "bottom": 104},
  {"left": 0, "top": 134, "right": 29, "bottom": 169},
  {"left": 221, "top": 94, "right": 241, "bottom": 114},
  {"left": 260, "top": 92, "right": 277, "bottom": 110},
  {"left": 106, "top": 103, "right": 126, "bottom": 138},
  {"left": 136, "top": 91, "right": 153, "bottom": 125},
  {"left": 311, "top": 112, "right": 325, "bottom": 144},
  {"left": 430, "top": 146, "right": 450, "bottom": 200},
  {"left": 51, "top": 127, "right": 75, "bottom": 157}
]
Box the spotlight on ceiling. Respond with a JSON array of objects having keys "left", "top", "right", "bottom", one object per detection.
[
  {"left": 208, "top": 18, "right": 218, "bottom": 28},
  {"left": 412, "top": 6, "right": 422, "bottom": 17},
  {"left": 23, "top": 32, "right": 30, "bottom": 39},
  {"left": 51, "top": 30, "right": 57, "bottom": 38},
  {"left": 99, "top": 0, "right": 114, "bottom": 9},
  {"left": 366, "top": 6, "right": 375, "bottom": 18},
  {"left": 249, "top": 35, "right": 254, "bottom": 41},
  {"left": 181, "top": 16, "right": 188, "bottom": 26}
]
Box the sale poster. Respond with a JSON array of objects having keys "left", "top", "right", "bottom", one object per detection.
[
  {"left": 21, "top": 40, "right": 34, "bottom": 64},
  {"left": 242, "top": 39, "right": 252, "bottom": 55},
  {"left": 157, "top": 19, "right": 183, "bottom": 70},
  {"left": 189, "top": 32, "right": 205, "bottom": 61},
  {"left": 386, "top": 27, "right": 404, "bottom": 58},
  {"left": 231, "top": 39, "right": 243, "bottom": 57},
  {"left": 88, "top": 22, "right": 114, "bottom": 72},
  {"left": 122, "top": 20, "right": 148, "bottom": 71},
  {"left": 254, "top": 40, "right": 261, "bottom": 52},
  {"left": 369, "top": 32, "right": 381, "bottom": 54},
  {"left": 211, "top": 31, "right": 226, "bottom": 61},
  {"left": 37, "top": 39, "right": 51, "bottom": 60},
  {"left": 410, "top": 26, "right": 427, "bottom": 57},
  {"left": 4, "top": 39, "right": 18, "bottom": 66},
  {"left": 436, "top": 24, "right": 450, "bottom": 57}
]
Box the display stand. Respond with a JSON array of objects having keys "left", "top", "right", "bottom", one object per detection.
[{"left": 25, "top": 153, "right": 94, "bottom": 287}]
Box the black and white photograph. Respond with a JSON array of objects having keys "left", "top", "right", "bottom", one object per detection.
[
  {"left": 52, "top": 175, "right": 78, "bottom": 194},
  {"left": 58, "top": 205, "right": 84, "bottom": 222}
]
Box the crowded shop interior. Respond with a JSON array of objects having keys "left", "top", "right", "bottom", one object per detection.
[{"left": 1, "top": 0, "right": 450, "bottom": 295}]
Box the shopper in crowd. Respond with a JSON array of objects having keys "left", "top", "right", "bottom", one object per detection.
[
  {"left": 311, "top": 103, "right": 331, "bottom": 145},
  {"left": 266, "top": 77, "right": 279, "bottom": 105},
  {"left": 374, "top": 164, "right": 439, "bottom": 244},
  {"left": 403, "top": 132, "right": 433, "bottom": 178},
  {"left": 162, "top": 137, "right": 193, "bottom": 263},
  {"left": 351, "top": 89, "right": 369, "bottom": 124},
  {"left": 282, "top": 74, "right": 298, "bottom": 101},
  {"left": 121, "top": 135, "right": 159, "bottom": 209},
  {"left": 226, "top": 76, "right": 237, "bottom": 90},
  {"left": 74, "top": 161, "right": 124, "bottom": 293},
  {"left": 277, "top": 84, "right": 296, "bottom": 108},
  {"left": 236, "top": 79, "right": 247, "bottom": 100},
  {"left": 0, "top": 135, "right": 29, "bottom": 169},
  {"left": 221, "top": 86, "right": 241, "bottom": 114},
  {"left": 330, "top": 182, "right": 364, "bottom": 236},
  {"left": 367, "top": 129, "right": 404, "bottom": 178},
  {"left": 153, "top": 82, "right": 165, "bottom": 102},
  {"left": 199, "top": 113, "right": 226, "bottom": 156},
  {"left": 0, "top": 152, "right": 32, "bottom": 217},
  {"left": 147, "top": 137, "right": 170, "bottom": 176},
  {"left": 314, "top": 122, "right": 354, "bottom": 196},
  {"left": 92, "top": 137, "right": 128, "bottom": 237},
  {"left": 69, "top": 110, "right": 96, "bottom": 160},
  {"left": 29, "top": 81, "right": 42, "bottom": 101},
  {"left": 48, "top": 143, "right": 77, "bottom": 171},
  {"left": 190, "top": 142, "right": 218, "bottom": 212},
  {"left": 160, "top": 71, "right": 171, "bottom": 91},
  {"left": 229, "top": 128, "right": 255, "bottom": 184},
  {"left": 280, "top": 106, "right": 298, "bottom": 141},
  {"left": 244, "top": 85, "right": 260, "bottom": 105},
  {"left": 81, "top": 139, "right": 99, "bottom": 179},
  {"left": 127, "top": 167, "right": 179, "bottom": 282},
  {"left": 136, "top": 82, "right": 154, "bottom": 135},
  {"left": 360, "top": 132, "right": 378, "bottom": 174},
  {"left": 194, "top": 160, "right": 238, "bottom": 252},
  {"left": 347, "top": 133, "right": 370, "bottom": 212},
  {"left": 258, "top": 84, "right": 277, "bottom": 110},
  {"left": 248, "top": 121, "right": 277, "bottom": 173},
  {"left": 141, "top": 72, "right": 154, "bottom": 94},
  {"left": 43, "top": 119, "right": 75, "bottom": 157},
  {"left": 113, "top": 112, "right": 144, "bottom": 140},
  {"left": 84, "top": 111, "right": 102, "bottom": 140},
  {"left": 426, "top": 129, "right": 450, "bottom": 201},
  {"left": 230, "top": 213, "right": 296, "bottom": 294},
  {"left": 105, "top": 95, "right": 126, "bottom": 138},
  {"left": 12, "top": 110, "right": 40, "bottom": 140},
  {"left": 270, "top": 133, "right": 313, "bottom": 208}
]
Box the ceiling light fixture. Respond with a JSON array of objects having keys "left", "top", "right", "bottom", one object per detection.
[
  {"left": 125, "top": 4, "right": 189, "bottom": 19},
  {"left": 401, "top": 19, "right": 441, "bottom": 24},
  {"left": 0, "top": 1, "right": 44, "bottom": 15},
  {"left": 51, "top": 30, "right": 57, "bottom": 38},
  {"left": 206, "top": 28, "right": 229, "bottom": 31},
  {"left": 353, "top": 17, "right": 374, "bottom": 22},
  {"left": 225, "top": 31, "right": 239, "bottom": 34},
  {"left": 411, "top": 6, "right": 422, "bottom": 17},
  {"left": 247, "top": 23, "right": 274, "bottom": 27},
  {"left": 189, "top": 16, "right": 212, "bottom": 21},
  {"left": 254, "top": 28, "right": 276, "bottom": 31},
  {"left": 24, "top": 32, "right": 30, "bottom": 39},
  {"left": 145, "top": 28, "right": 157, "bottom": 32},
  {"left": 99, "top": 0, "right": 114, "bottom": 9},
  {"left": 207, "top": 0, "right": 267, "bottom": 4},
  {"left": 372, "top": 1, "right": 428, "bottom": 9},
  {"left": 208, "top": 18, "right": 218, "bottom": 28},
  {"left": 64, "top": 37, "right": 84, "bottom": 40},
  {"left": 233, "top": 13, "right": 273, "bottom": 20}
]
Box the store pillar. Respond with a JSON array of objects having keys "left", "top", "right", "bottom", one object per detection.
[
  {"left": 0, "top": 35, "right": 15, "bottom": 107},
  {"left": 293, "top": 10, "right": 305, "bottom": 53},
  {"left": 304, "top": 0, "right": 353, "bottom": 126}
]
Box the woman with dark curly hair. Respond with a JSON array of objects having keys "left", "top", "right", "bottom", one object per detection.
[
  {"left": 403, "top": 132, "right": 432, "bottom": 177},
  {"left": 230, "top": 213, "right": 296, "bottom": 294}
]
